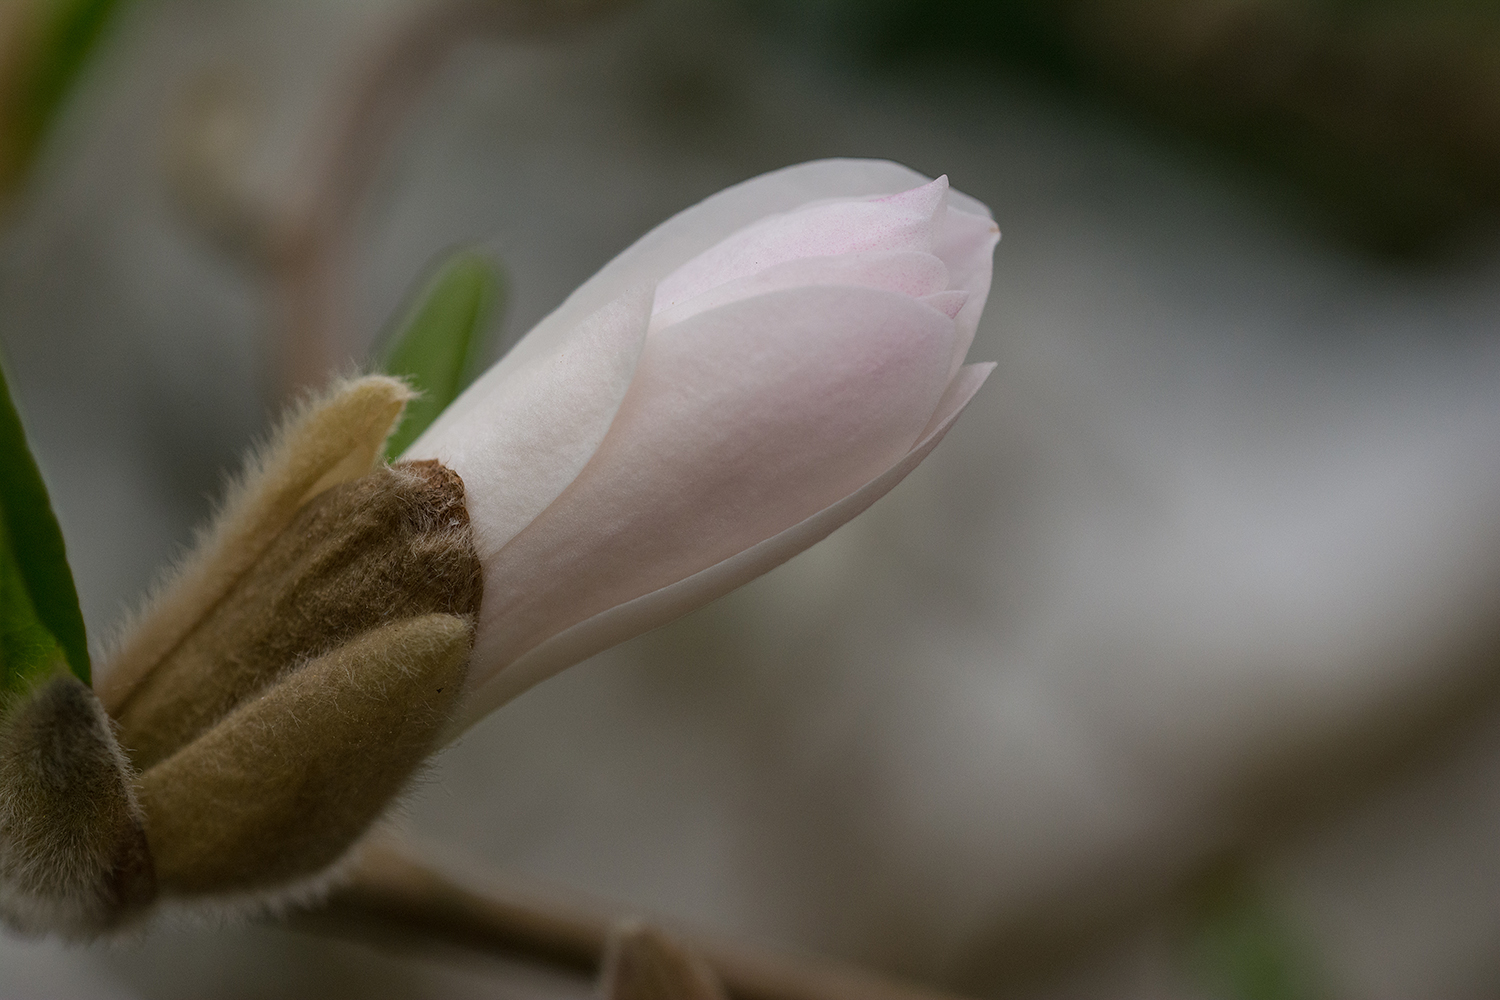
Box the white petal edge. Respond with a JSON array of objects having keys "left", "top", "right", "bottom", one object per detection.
[
  {"left": 402, "top": 287, "right": 651, "bottom": 558},
  {"left": 419, "top": 160, "right": 974, "bottom": 442},
  {"left": 446, "top": 361, "right": 996, "bottom": 738},
  {"left": 936, "top": 206, "right": 1001, "bottom": 379}
]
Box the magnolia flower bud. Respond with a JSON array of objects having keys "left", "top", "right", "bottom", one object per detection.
[
  {"left": 87, "top": 377, "right": 482, "bottom": 913},
  {"left": 406, "top": 159, "right": 999, "bottom": 728},
  {"left": 24, "top": 160, "right": 994, "bottom": 931}
]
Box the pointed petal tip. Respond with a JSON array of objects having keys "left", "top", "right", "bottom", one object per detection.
[
  {"left": 920, "top": 289, "right": 969, "bottom": 318},
  {"left": 876, "top": 174, "right": 949, "bottom": 214},
  {"left": 951, "top": 360, "right": 997, "bottom": 405},
  {"left": 913, "top": 361, "right": 995, "bottom": 445}
]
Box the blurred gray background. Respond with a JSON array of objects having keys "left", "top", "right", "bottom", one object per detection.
[{"left": 6, "top": 1, "right": 1500, "bottom": 997}]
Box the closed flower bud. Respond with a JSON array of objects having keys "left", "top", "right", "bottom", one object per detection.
[
  {"left": 405, "top": 159, "right": 999, "bottom": 728},
  {"left": 31, "top": 159, "right": 996, "bottom": 930},
  {"left": 90, "top": 376, "right": 482, "bottom": 913}
]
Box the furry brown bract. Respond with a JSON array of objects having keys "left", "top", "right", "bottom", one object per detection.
[
  {"left": 0, "top": 673, "right": 154, "bottom": 937},
  {"left": 106, "top": 376, "right": 484, "bottom": 911},
  {"left": 111, "top": 460, "right": 481, "bottom": 771},
  {"left": 98, "top": 375, "right": 416, "bottom": 716},
  {"left": 2, "top": 376, "right": 483, "bottom": 937},
  {"left": 136, "top": 614, "right": 472, "bottom": 896}
]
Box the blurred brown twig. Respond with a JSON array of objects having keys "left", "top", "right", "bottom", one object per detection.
[
  {"left": 292, "top": 840, "right": 986, "bottom": 1000},
  {"left": 169, "top": 0, "right": 627, "bottom": 398}
]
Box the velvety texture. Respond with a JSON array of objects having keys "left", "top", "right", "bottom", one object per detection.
[
  {"left": 98, "top": 376, "right": 414, "bottom": 717},
  {"left": 137, "top": 614, "right": 471, "bottom": 896},
  {"left": 0, "top": 674, "right": 154, "bottom": 937},
  {"left": 112, "top": 461, "right": 482, "bottom": 772},
  {"left": 94, "top": 378, "right": 486, "bottom": 912}
]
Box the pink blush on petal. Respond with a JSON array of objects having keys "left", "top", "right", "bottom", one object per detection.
[
  {"left": 920, "top": 290, "right": 969, "bottom": 318},
  {"left": 475, "top": 286, "right": 956, "bottom": 673},
  {"left": 653, "top": 178, "right": 951, "bottom": 315},
  {"left": 650, "top": 250, "right": 950, "bottom": 331}
]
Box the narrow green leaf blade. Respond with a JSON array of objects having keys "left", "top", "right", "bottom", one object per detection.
[
  {"left": 0, "top": 358, "right": 89, "bottom": 685},
  {"left": 1, "top": 515, "right": 66, "bottom": 697},
  {"left": 380, "top": 250, "right": 504, "bottom": 459}
]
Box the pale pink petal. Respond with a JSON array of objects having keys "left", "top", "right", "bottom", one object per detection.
[
  {"left": 432, "top": 162, "right": 943, "bottom": 435},
  {"left": 403, "top": 287, "right": 652, "bottom": 558},
  {"left": 919, "top": 290, "right": 969, "bottom": 319},
  {"left": 462, "top": 287, "right": 957, "bottom": 696},
  {"left": 653, "top": 178, "right": 950, "bottom": 314},
  {"left": 650, "top": 250, "right": 950, "bottom": 331},
  {"left": 935, "top": 205, "right": 1001, "bottom": 377},
  {"left": 452, "top": 362, "right": 995, "bottom": 729}
]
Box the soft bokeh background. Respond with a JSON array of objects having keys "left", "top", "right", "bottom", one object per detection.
[{"left": 5, "top": 1, "right": 1500, "bottom": 997}]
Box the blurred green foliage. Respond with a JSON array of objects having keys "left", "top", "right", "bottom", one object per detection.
[
  {"left": 379, "top": 250, "right": 504, "bottom": 459},
  {"left": 0, "top": 0, "right": 123, "bottom": 199},
  {"left": 1185, "top": 866, "right": 1329, "bottom": 1000},
  {"left": 0, "top": 357, "right": 89, "bottom": 693}
]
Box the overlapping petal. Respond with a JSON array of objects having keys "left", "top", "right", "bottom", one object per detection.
[
  {"left": 406, "top": 159, "right": 1001, "bottom": 730},
  {"left": 408, "top": 288, "right": 650, "bottom": 559},
  {"left": 653, "top": 177, "right": 951, "bottom": 313},
  {"left": 470, "top": 286, "right": 957, "bottom": 684},
  {"left": 650, "top": 250, "right": 951, "bottom": 331},
  {"left": 454, "top": 361, "right": 994, "bottom": 727},
  {"left": 416, "top": 159, "right": 981, "bottom": 437}
]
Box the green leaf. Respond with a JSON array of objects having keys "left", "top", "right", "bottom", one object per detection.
[
  {"left": 0, "top": 357, "right": 89, "bottom": 687},
  {"left": 1, "top": 0, "right": 125, "bottom": 196},
  {"left": 1, "top": 515, "right": 66, "bottom": 698},
  {"left": 380, "top": 250, "right": 504, "bottom": 459}
]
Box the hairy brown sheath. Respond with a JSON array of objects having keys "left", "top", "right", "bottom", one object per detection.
[
  {"left": 113, "top": 458, "right": 483, "bottom": 901},
  {"left": 2, "top": 377, "right": 486, "bottom": 932},
  {"left": 138, "top": 614, "right": 472, "bottom": 895},
  {"left": 0, "top": 674, "right": 154, "bottom": 937},
  {"left": 99, "top": 376, "right": 415, "bottom": 720},
  {"left": 113, "top": 460, "right": 481, "bottom": 771}
]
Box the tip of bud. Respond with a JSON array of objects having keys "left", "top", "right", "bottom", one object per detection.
[{"left": 872, "top": 175, "right": 948, "bottom": 219}]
